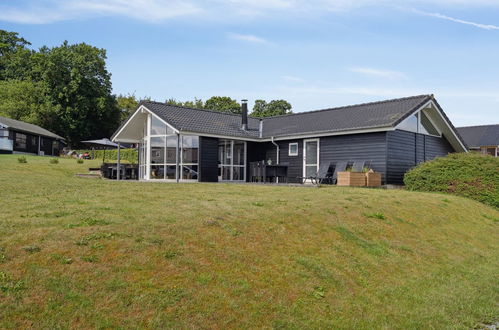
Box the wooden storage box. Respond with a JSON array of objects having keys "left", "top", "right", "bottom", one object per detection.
[
  {"left": 337, "top": 171, "right": 366, "bottom": 187},
  {"left": 366, "top": 172, "right": 382, "bottom": 187}
]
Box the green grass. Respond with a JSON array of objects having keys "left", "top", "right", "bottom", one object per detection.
[{"left": 0, "top": 154, "right": 498, "bottom": 329}]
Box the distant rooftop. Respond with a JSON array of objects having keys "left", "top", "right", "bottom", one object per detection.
[
  {"left": 457, "top": 124, "right": 499, "bottom": 148},
  {"left": 0, "top": 116, "right": 64, "bottom": 140}
]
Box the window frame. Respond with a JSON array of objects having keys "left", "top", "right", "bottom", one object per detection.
[
  {"left": 288, "top": 142, "right": 299, "bottom": 156},
  {"left": 218, "top": 139, "right": 247, "bottom": 182}
]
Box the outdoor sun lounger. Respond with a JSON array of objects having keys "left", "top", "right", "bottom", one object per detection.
[
  {"left": 298, "top": 162, "right": 333, "bottom": 185},
  {"left": 331, "top": 161, "right": 348, "bottom": 184}
]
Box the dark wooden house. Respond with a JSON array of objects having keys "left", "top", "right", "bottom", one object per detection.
[
  {"left": 0, "top": 116, "right": 65, "bottom": 156},
  {"left": 112, "top": 94, "right": 467, "bottom": 184}
]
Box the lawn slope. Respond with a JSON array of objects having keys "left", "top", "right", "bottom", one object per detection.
[{"left": 0, "top": 155, "right": 498, "bottom": 329}]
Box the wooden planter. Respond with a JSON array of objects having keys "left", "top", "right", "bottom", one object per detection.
[
  {"left": 366, "top": 172, "right": 382, "bottom": 187},
  {"left": 337, "top": 171, "right": 366, "bottom": 187}
]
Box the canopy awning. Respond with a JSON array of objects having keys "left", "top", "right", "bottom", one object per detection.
[{"left": 81, "top": 138, "right": 119, "bottom": 148}]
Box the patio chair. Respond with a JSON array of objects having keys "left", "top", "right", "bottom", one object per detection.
[{"left": 331, "top": 161, "right": 348, "bottom": 184}]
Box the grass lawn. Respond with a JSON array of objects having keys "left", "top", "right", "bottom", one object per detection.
[{"left": 1, "top": 154, "right": 498, "bottom": 329}]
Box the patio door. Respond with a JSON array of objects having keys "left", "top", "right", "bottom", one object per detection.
[{"left": 303, "top": 139, "right": 319, "bottom": 180}]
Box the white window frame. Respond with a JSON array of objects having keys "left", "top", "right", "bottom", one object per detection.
[
  {"left": 138, "top": 113, "right": 199, "bottom": 182},
  {"left": 288, "top": 142, "right": 298, "bottom": 156},
  {"left": 218, "top": 139, "right": 247, "bottom": 182},
  {"left": 303, "top": 138, "right": 320, "bottom": 181}
]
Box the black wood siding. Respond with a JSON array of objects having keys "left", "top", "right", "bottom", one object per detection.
[
  {"left": 12, "top": 130, "right": 39, "bottom": 154},
  {"left": 261, "top": 133, "right": 387, "bottom": 184},
  {"left": 320, "top": 132, "right": 388, "bottom": 183},
  {"left": 262, "top": 140, "right": 303, "bottom": 183},
  {"left": 246, "top": 141, "right": 267, "bottom": 182},
  {"left": 199, "top": 136, "right": 219, "bottom": 182},
  {"left": 386, "top": 130, "right": 454, "bottom": 184}
]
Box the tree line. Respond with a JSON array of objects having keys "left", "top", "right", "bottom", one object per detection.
[
  {"left": 119, "top": 95, "right": 293, "bottom": 119},
  {"left": 1, "top": 30, "right": 292, "bottom": 147}
]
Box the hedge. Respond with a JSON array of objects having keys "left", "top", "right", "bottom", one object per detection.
[
  {"left": 404, "top": 152, "right": 499, "bottom": 208},
  {"left": 75, "top": 149, "right": 138, "bottom": 164}
]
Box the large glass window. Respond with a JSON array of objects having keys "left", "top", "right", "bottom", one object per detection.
[
  {"left": 398, "top": 111, "right": 440, "bottom": 136},
  {"left": 398, "top": 114, "right": 418, "bottom": 133},
  {"left": 218, "top": 139, "right": 246, "bottom": 181},
  {"left": 181, "top": 135, "right": 199, "bottom": 180},
  {"left": 137, "top": 113, "right": 199, "bottom": 181},
  {"left": 14, "top": 133, "right": 27, "bottom": 149}
]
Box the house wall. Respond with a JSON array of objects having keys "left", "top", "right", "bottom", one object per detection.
[
  {"left": 263, "top": 140, "right": 303, "bottom": 183},
  {"left": 320, "top": 132, "right": 388, "bottom": 183},
  {"left": 199, "top": 136, "right": 219, "bottom": 182},
  {"left": 12, "top": 130, "right": 39, "bottom": 154},
  {"left": 197, "top": 130, "right": 455, "bottom": 185},
  {"left": 386, "top": 130, "right": 454, "bottom": 184},
  {"left": 262, "top": 132, "right": 388, "bottom": 184},
  {"left": 7, "top": 129, "right": 62, "bottom": 156}
]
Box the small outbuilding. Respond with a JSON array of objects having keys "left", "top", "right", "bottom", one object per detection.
[{"left": 0, "top": 116, "right": 65, "bottom": 156}]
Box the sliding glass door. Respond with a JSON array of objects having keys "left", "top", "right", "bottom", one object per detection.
[{"left": 218, "top": 139, "right": 246, "bottom": 181}]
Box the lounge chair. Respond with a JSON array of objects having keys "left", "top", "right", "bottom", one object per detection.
[
  {"left": 299, "top": 162, "right": 333, "bottom": 185},
  {"left": 331, "top": 161, "right": 348, "bottom": 184}
]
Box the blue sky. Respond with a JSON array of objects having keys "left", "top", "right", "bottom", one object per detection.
[{"left": 1, "top": 0, "right": 498, "bottom": 126}]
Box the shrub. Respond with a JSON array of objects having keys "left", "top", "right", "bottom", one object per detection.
[
  {"left": 49, "top": 158, "right": 59, "bottom": 164},
  {"left": 76, "top": 159, "right": 84, "bottom": 164},
  {"left": 17, "top": 156, "right": 27, "bottom": 163},
  {"left": 404, "top": 153, "right": 499, "bottom": 208},
  {"left": 74, "top": 148, "right": 138, "bottom": 164}
]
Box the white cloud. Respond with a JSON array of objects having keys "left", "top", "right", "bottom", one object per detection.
[
  {"left": 2, "top": 0, "right": 499, "bottom": 24},
  {"left": 0, "top": 0, "right": 201, "bottom": 24},
  {"left": 228, "top": 33, "right": 268, "bottom": 43},
  {"left": 413, "top": 9, "right": 499, "bottom": 30},
  {"left": 281, "top": 75, "right": 304, "bottom": 82},
  {"left": 348, "top": 67, "right": 407, "bottom": 79}
]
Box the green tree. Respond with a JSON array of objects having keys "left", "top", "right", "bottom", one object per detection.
[
  {"left": 33, "top": 41, "right": 121, "bottom": 146},
  {"left": 204, "top": 96, "right": 240, "bottom": 114},
  {"left": 0, "top": 80, "right": 57, "bottom": 125},
  {"left": 0, "top": 30, "right": 32, "bottom": 80},
  {"left": 166, "top": 97, "right": 204, "bottom": 109},
  {"left": 117, "top": 93, "right": 139, "bottom": 122},
  {"left": 251, "top": 99, "right": 292, "bottom": 117}
]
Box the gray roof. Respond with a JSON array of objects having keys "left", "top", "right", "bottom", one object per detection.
[
  {"left": 140, "top": 95, "right": 432, "bottom": 139},
  {"left": 141, "top": 101, "right": 262, "bottom": 138},
  {"left": 0, "top": 116, "right": 64, "bottom": 140},
  {"left": 261, "top": 94, "right": 431, "bottom": 138},
  {"left": 457, "top": 124, "right": 499, "bottom": 148}
]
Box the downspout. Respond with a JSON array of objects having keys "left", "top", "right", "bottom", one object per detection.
[
  {"left": 117, "top": 142, "right": 121, "bottom": 180},
  {"left": 271, "top": 136, "right": 279, "bottom": 164},
  {"left": 176, "top": 133, "right": 180, "bottom": 183},
  {"left": 271, "top": 136, "right": 280, "bottom": 183}
]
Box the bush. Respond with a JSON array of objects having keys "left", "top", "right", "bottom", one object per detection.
[
  {"left": 49, "top": 158, "right": 59, "bottom": 164},
  {"left": 74, "top": 148, "right": 138, "bottom": 164},
  {"left": 17, "top": 156, "right": 27, "bottom": 163},
  {"left": 404, "top": 153, "right": 499, "bottom": 208},
  {"left": 77, "top": 159, "right": 84, "bottom": 164}
]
